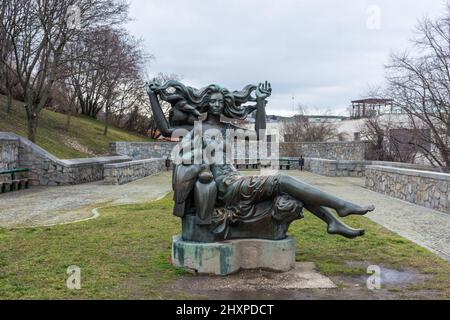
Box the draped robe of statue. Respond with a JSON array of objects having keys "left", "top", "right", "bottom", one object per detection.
[{"left": 172, "top": 126, "right": 304, "bottom": 242}]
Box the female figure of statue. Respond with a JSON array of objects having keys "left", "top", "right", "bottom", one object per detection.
[{"left": 147, "top": 80, "right": 374, "bottom": 242}]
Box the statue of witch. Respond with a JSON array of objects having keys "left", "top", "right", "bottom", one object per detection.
[{"left": 147, "top": 80, "right": 375, "bottom": 243}]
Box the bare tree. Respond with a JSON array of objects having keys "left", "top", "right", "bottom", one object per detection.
[
  {"left": 63, "top": 26, "right": 150, "bottom": 138},
  {"left": 283, "top": 105, "right": 338, "bottom": 142},
  {"left": 113, "top": 77, "right": 146, "bottom": 128},
  {"left": 144, "top": 72, "right": 182, "bottom": 139},
  {"left": 99, "top": 29, "right": 148, "bottom": 135},
  {"left": 0, "top": 0, "right": 128, "bottom": 142},
  {"left": 0, "top": 1, "right": 21, "bottom": 113},
  {"left": 386, "top": 4, "right": 450, "bottom": 169},
  {"left": 360, "top": 115, "right": 419, "bottom": 163},
  {"left": 47, "top": 82, "right": 77, "bottom": 131}
]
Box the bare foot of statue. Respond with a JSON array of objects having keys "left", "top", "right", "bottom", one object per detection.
[
  {"left": 336, "top": 204, "right": 375, "bottom": 218},
  {"left": 327, "top": 220, "right": 365, "bottom": 239},
  {"left": 306, "top": 205, "right": 366, "bottom": 239}
]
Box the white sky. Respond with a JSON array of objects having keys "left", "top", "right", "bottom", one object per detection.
[{"left": 126, "top": 0, "right": 446, "bottom": 116}]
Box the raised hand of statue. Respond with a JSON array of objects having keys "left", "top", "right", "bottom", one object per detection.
[
  {"left": 147, "top": 79, "right": 162, "bottom": 94},
  {"left": 256, "top": 81, "right": 272, "bottom": 102}
]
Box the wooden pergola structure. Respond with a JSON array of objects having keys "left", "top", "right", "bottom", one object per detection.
[{"left": 351, "top": 98, "right": 395, "bottom": 119}]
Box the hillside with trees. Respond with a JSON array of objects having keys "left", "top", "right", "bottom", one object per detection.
[
  {"left": 0, "top": 0, "right": 169, "bottom": 152},
  {"left": 0, "top": 93, "right": 154, "bottom": 158}
]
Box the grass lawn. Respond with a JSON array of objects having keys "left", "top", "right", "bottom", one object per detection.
[
  {"left": 0, "top": 95, "right": 154, "bottom": 159},
  {"left": 0, "top": 194, "right": 449, "bottom": 299}
]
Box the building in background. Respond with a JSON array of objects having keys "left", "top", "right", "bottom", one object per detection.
[{"left": 350, "top": 98, "right": 397, "bottom": 119}]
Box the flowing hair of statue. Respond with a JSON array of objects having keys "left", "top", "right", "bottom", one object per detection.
[{"left": 153, "top": 80, "right": 258, "bottom": 119}]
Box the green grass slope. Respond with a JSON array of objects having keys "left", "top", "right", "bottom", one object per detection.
[{"left": 0, "top": 95, "right": 154, "bottom": 159}]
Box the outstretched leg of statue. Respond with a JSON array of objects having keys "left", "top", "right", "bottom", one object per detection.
[
  {"left": 279, "top": 175, "right": 375, "bottom": 217},
  {"left": 305, "top": 204, "right": 364, "bottom": 239}
]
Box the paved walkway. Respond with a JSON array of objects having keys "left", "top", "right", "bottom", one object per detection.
[
  {"left": 287, "top": 171, "right": 450, "bottom": 262},
  {"left": 0, "top": 171, "right": 172, "bottom": 228},
  {"left": 0, "top": 170, "right": 449, "bottom": 262}
]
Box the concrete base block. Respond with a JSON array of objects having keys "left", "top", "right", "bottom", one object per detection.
[{"left": 171, "top": 235, "right": 296, "bottom": 276}]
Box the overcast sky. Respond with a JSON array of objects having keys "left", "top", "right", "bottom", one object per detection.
[{"left": 126, "top": 0, "right": 446, "bottom": 116}]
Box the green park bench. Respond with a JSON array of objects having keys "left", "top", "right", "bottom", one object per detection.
[
  {"left": 233, "top": 158, "right": 300, "bottom": 170},
  {"left": 279, "top": 158, "right": 300, "bottom": 170},
  {"left": 0, "top": 168, "right": 31, "bottom": 193},
  {"left": 234, "top": 159, "right": 261, "bottom": 170}
]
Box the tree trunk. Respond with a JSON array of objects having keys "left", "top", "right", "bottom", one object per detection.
[
  {"left": 65, "top": 103, "right": 72, "bottom": 132},
  {"left": 103, "top": 105, "right": 109, "bottom": 136},
  {"left": 441, "top": 147, "right": 450, "bottom": 169},
  {"left": 6, "top": 91, "right": 12, "bottom": 114},
  {"left": 25, "top": 106, "right": 39, "bottom": 143}
]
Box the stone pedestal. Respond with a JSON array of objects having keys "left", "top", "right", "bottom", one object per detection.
[{"left": 171, "top": 235, "right": 296, "bottom": 276}]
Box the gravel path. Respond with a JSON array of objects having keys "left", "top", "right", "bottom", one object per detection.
[{"left": 0, "top": 171, "right": 172, "bottom": 228}]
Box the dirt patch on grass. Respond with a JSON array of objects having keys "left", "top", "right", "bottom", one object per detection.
[{"left": 166, "top": 261, "right": 442, "bottom": 300}]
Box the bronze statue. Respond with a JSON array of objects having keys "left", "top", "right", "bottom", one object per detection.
[{"left": 147, "top": 80, "right": 375, "bottom": 243}]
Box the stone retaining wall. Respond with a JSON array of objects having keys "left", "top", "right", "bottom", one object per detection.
[
  {"left": 369, "top": 161, "right": 442, "bottom": 172},
  {"left": 110, "top": 141, "right": 175, "bottom": 160},
  {"left": 111, "top": 140, "right": 369, "bottom": 162},
  {"left": 365, "top": 165, "right": 450, "bottom": 214},
  {"left": 280, "top": 141, "right": 368, "bottom": 160},
  {"left": 304, "top": 158, "right": 366, "bottom": 177},
  {"left": 109, "top": 140, "right": 442, "bottom": 178},
  {"left": 302, "top": 159, "right": 440, "bottom": 177},
  {"left": 0, "top": 135, "right": 19, "bottom": 183},
  {"left": 104, "top": 158, "right": 166, "bottom": 185},
  {"left": 26, "top": 156, "right": 132, "bottom": 186},
  {"left": 1, "top": 132, "right": 132, "bottom": 186},
  {"left": 0, "top": 135, "right": 19, "bottom": 170}
]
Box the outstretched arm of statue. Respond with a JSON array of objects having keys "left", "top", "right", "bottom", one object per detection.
[
  {"left": 147, "top": 83, "right": 175, "bottom": 138},
  {"left": 255, "top": 81, "right": 272, "bottom": 140}
]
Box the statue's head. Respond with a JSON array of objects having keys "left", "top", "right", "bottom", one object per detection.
[
  {"left": 208, "top": 92, "right": 225, "bottom": 116},
  {"left": 202, "top": 85, "right": 239, "bottom": 118},
  {"left": 152, "top": 80, "right": 260, "bottom": 120}
]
